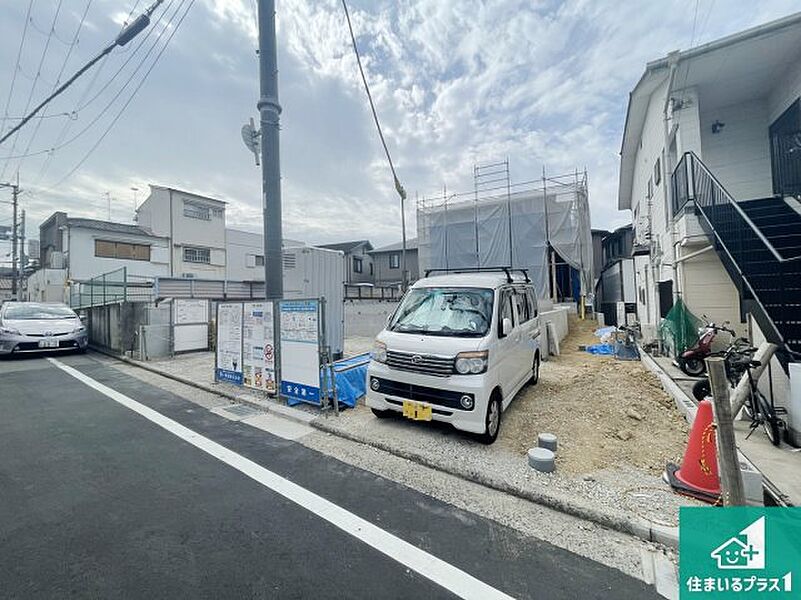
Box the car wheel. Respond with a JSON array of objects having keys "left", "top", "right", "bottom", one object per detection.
[
  {"left": 371, "top": 407, "right": 393, "bottom": 419},
  {"left": 529, "top": 352, "right": 540, "bottom": 385},
  {"left": 477, "top": 392, "right": 502, "bottom": 445}
]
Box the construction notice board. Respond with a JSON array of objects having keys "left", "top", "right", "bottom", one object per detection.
[
  {"left": 242, "top": 301, "right": 276, "bottom": 394},
  {"left": 280, "top": 299, "right": 321, "bottom": 405},
  {"left": 216, "top": 303, "right": 243, "bottom": 384}
]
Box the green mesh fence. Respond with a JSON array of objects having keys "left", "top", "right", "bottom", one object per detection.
[{"left": 659, "top": 298, "right": 702, "bottom": 356}]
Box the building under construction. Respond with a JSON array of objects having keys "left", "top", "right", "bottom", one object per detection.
[{"left": 417, "top": 162, "right": 593, "bottom": 304}]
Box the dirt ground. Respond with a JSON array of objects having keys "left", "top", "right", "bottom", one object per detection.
[{"left": 500, "top": 315, "right": 689, "bottom": 475}]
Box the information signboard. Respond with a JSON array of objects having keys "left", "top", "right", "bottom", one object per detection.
[
  {"left": 279, "top": 299, "right": 321, "bottom": 404},
  {"left": 174, "top": 299, "right": 208, "bottom": 325},
  {"left": 216, "top": 303, "right": 243, "bottom": 384},
  {"left": 242, "top": 302, "right": 276, "bottom": 394}
]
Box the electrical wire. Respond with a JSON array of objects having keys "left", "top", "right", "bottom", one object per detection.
[
  {"left": 32, "top": 0, "right": 158, "bottom": 186},
  {"left": 0, "top": 0, "right": 64, "bottom": 181},
  {"left": 46, "top": 0, "right": 196, "bottom": 190},
  {"left": 12, "top": 0, "right": 93, "bottom": 177},
  {"left": 341, "top": 0, "right": 405, "bottom": 201},
  {"left": 0, "top": 1, "right": 35, "bottom": 141}
]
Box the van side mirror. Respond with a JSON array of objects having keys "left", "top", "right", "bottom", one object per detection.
[{"left": 502, "top": 317, "right": 512, "bottom": 337}]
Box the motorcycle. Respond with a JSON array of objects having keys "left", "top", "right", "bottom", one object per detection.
[{"left": 677, "top": 319, "right": 735, "bottom": 377}]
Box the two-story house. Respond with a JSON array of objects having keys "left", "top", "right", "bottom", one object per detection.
[
  {"left": 619, "top": 13, "right": 801, "bottom": 443},
  {"left": 135, "top": 185, "right": 227, "bottom": 279},
  {"left": 369, "top": 238, "right": 419, "bottom": 286},
  {"left": 319, "top": 240, "right": 374, "bottom": 284}
]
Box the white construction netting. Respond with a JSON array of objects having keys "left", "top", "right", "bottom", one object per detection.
[{"left": 417, "top": 174, "right": 592, "bottom": 300}]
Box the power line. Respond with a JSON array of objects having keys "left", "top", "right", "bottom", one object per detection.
[
  {"left": 0, "top": 0, "right": 35, "bottom": 141},
  {"left": 0, "top": 0, "right": 64, "bottom": 181},
  {"left": 13, "top": 0, "right": 93, "bottom": 177},
  {"left": 32, "top": 0, "right": 154, "bottom": 185},
  {"left": 0, "top": 1, "right": 168, "bottom": 165},
  {"left": 341, "top": 0, "right": 405, "bottom": 201},
  {"left": 47, "top": 0, "right": 196, "bottom": 189}
]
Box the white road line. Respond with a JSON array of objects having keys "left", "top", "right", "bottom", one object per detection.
[{"left": 47, "top": 358, "right": 516, "bottom": 600}]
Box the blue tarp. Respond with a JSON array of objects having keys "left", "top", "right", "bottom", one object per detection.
[
  {"left": 614, "top": 341, "right": 640, "bottom": 361},
  {"left": 586, "top": 343, "right": 615, "bottom": 355},
  {"left": 319, "top": 353, "right": 370, "bottom": 409}
]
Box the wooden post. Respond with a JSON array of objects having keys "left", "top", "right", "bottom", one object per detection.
[
  {"left": 730, "top": 342, "right": 778, "bottom": 416},
  {"left": 707, "top": 356, "right": 746, "bottom": 506}
]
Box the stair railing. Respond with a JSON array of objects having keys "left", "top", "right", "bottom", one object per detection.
[{"left": 671, "top": 151, "right": 801, "bottom": 360}]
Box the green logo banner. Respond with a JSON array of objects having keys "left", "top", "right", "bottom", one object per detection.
[{"left": 680, "top": 507, "right": 800, "bottom": 598}]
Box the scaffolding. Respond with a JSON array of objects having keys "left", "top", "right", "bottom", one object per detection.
[{"left": 417, "top": 164, "right": 592, "bottom": 302}]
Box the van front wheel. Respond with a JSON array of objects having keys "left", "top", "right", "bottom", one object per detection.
[
  {"left": 529, "top": 353, "right": 540, "bottom": 385},
  {"left": 477, "top": 393, "right": 502, "bottom": 445}
]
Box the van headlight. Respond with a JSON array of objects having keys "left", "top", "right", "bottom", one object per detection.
[
  {"left": 0, "top": 326, "right": 20, "bottom": 336},
  {"left": 371, "top": 340, "right": 387, "bottom": 363},
  {"left": 73, "top": 326, "right": 86, "bottom": 334},
  {"left": 454, "top": 350, "right": 488, "bottom": 374}
]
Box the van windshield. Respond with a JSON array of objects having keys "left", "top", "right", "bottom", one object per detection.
[{"left": 389, "top": 287, "right": 494, "bottom": 337}]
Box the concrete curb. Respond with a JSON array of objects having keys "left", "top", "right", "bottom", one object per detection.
[
  {"left": 97, "top": 348, "right": 679, "bottom": 549},
  {"left": 639, "top": 347, "right": 697, "bottom": 424}
]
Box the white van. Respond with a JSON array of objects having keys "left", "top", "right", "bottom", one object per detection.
[{"left": 366, "top": 269, "right": 541, "bottom": 444}]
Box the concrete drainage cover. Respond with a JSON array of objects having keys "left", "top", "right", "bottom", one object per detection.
[{"left": 214, "top": 404, "right": 262, "bottom": 420}]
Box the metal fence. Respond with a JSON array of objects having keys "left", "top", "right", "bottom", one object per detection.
[
  {"left": 69, "top": 268, "right": 155, "bottom": 309},
  {"left": 344, "top": 284, "right": 403, "bottom": 301}
]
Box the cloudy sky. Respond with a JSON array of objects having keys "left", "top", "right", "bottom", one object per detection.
[{"left": 0, "top": 0, "right": 798, "bottom": 258}]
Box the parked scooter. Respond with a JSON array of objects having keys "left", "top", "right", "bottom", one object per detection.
[{"left": 677, "top": 318, "right": 736, "bottom": 377}]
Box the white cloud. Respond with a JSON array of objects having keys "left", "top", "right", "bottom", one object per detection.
[{"left": 0, "top": 0, "right": 799, "bottom": 250}]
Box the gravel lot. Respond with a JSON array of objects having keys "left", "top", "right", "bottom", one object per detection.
[{"left": 501, "top": 315, "right": 690, "bottom": 475}]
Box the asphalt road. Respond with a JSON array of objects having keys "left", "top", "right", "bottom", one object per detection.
[{"left": 0, "top": 352, "right": 661, "bottom": 599}]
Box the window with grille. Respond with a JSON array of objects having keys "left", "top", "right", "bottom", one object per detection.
[
  {"left": 183, "top": 202, "right": 210, "bottom": 220},
  {"left": 255, "top": 255, "right": 264, "bottom": 266},
  {"left": 353, "top": 256, "right": 363, "bottom": 273},
  {"left": 389, "top": 253, "right": 400, "bottom": 269},
  {"left": 95, "top": 240, "right": 151, "bottom": 261},
  {"left": 183, "top": 246, "right": 211, "bottom": 263}
]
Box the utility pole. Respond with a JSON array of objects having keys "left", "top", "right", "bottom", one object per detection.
[
  {"left": 11, "top": 180, "right": 19, "bottom": 299},
  {"left": 20, "top": 209, "right": 26, "bottom": 299},
  {"left": 258, "top": 0, "right": 283, "bottom": 301}
]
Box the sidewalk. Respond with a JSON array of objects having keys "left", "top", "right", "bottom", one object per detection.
[{"left": 645, "top": 354, "right": 800, "bottom": 506}]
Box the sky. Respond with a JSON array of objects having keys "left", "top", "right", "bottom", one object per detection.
[{"left": 0, "top": 0, "right": 799, "bottom": 260}]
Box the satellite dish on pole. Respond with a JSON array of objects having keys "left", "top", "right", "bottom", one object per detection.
[{"left": 241, "top": 117, "right": 261, "bottom": 166}]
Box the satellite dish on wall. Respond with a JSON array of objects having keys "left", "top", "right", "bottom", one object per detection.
[{"left": 241, "top": 117, "right": 261, "bottom": 166}]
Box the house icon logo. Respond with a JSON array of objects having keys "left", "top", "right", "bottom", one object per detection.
[{"left": 710, "top": 516, "right": 765, "bottom": 570}]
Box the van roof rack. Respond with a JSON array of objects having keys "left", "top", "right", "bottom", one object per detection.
[{"left": 423, "top": 266, "right": 530, "bottom": 284}]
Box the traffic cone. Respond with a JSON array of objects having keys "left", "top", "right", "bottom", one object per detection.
[{"left": 664, "top": 399, "right": 721, "bottom": 504}]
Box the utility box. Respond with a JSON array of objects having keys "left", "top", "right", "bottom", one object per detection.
[{"left": 282, "top": 245, "right": 345, "bottom": 358}]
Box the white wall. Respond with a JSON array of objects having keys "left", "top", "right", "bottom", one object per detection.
[
  {"left": 700, "top": 98, "right": 773, "bottom": 200},
  {"left": 136, "top": 186, "right": 227, "bottom": 279},
  {"left": 65, "top": 226, "right": 170, "bottom": 281},
  {"left": 26, "top": 268, "right": 67, "bottom": 303},
  {"left": 768, "top": 55, "right": 801, "bottom": 123},
  {"left": 226, "top": 228, "right": 263, "bottom": 281}
]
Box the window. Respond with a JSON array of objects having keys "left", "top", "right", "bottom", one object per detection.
[
  {"left": 389, "top": 253, "right": 400, "bottom": 269},
  {"left": 255, "top": 255, "right": 264, "bottom": 267},
  {"left": 388, "top": 287, "right": 494, "bottom": 337},
  {"left": 369, "top": 262, "right": 374, "bottom": 276},
  {"left": 353, "top": 256, "right": 363, "bottom": 273},
  {"left": 646, "top": 177, "right": 653, "bottom": 199},
  {"left": 94, "top": 240, "right": 151, "bottom": 261},
  {"left": 212, "top": 207, "right": 224, "bottom": 218},
  {"left": 499, "top": 289, "right": 514, "bottom": 337},
  {"left": 654, "top": 157, "right": 661, "bottom": 186},
  {"left": 527, "top": 289, "right": 539, "bottom": 318},
  {"left": 183, "top": 246, "right": 211, "bottom": 264},
  {"left": 514, "top": 290, "right": 529, "bottom": 322},
  {"left": 183, "top": 201, "right": 210, "bottom": 220}
]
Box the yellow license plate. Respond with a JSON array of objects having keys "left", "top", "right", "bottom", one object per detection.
[{"left": 402, "top": 400, "right": 432, "bottom": 421}]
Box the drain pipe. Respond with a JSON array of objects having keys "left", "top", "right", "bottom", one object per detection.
[{"left": 663, "top": 53, "right": 680, "bottom": 304}]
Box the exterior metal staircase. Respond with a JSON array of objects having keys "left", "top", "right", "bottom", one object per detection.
[{"left": 672, "top": 151, "right": 801, "bottom": 367}]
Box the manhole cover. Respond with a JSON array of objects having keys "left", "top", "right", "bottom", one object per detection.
[{"left": 223, "top": 404, "right": 261, "bottom": 417}]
